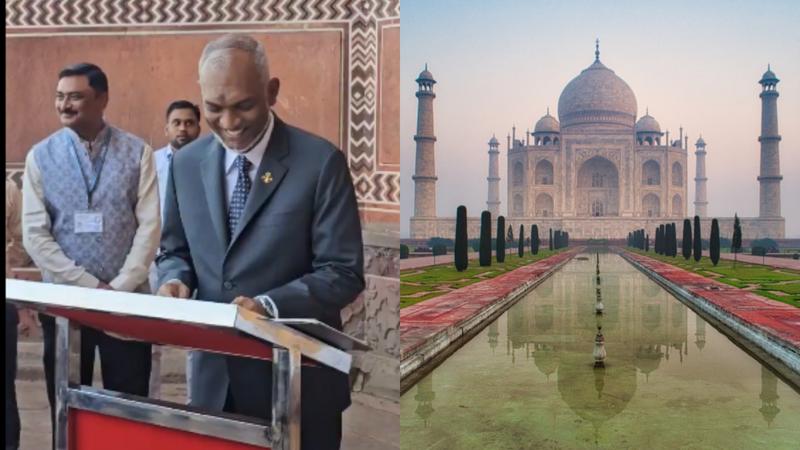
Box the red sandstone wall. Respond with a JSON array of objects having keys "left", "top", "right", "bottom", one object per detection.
[
  {"left": 5, "top": 0, "right": 400, "bottom": 225},
  {"left": 6, "top": 33, "right": 343, "bottom": 160}
]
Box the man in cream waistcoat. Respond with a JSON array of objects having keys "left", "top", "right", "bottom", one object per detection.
[{"left": 22, "top": 62, "right": 160, "bottom": 448}]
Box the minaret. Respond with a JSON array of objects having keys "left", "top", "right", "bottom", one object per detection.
[
  {"left": 487, "top": 135, "right": 501, "bottom": 216},
  {"left": 412, "top": 65, "right": 437, "bottom": 218},
  {"left": 694, "top": 136, "right": 708, "bottom": 217},
  {"left": 758, "top": 65, "right": 782, "bottom": 218}
]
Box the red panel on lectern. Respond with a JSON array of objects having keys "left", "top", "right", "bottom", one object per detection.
[
  {"left": 70, "top": 409, "right": 269, "bottom": 449},
  {"left": 47, "top": 306, "right": 275, "bottom": 360}
]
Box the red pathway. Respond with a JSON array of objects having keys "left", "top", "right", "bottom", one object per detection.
[
  {"left": 625, "top": 251, "right": 800, "bottom": 350},
  {"left": 400, "top": 250, "right": 577, "bottom": 359}
]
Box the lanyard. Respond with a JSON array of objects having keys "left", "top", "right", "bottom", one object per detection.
[{"left": 69, "top": 127, "right": 113, "bottom": 207}]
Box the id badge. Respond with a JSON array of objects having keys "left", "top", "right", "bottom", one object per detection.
[{"left": 74, "top": 211, "right": 103, "bottom": 234}]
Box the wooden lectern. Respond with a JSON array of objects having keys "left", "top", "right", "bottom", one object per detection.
[{"left": 6, "top": 279, "right": 368, "bottom": 450}]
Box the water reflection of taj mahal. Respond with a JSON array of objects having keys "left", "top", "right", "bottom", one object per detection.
[{"left": 412, "top": 255, "right": 785, "bottom": 433}]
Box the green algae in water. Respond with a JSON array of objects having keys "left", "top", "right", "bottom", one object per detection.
[{"left": 400, "top": 253, "right": 800, "bottom": 449}]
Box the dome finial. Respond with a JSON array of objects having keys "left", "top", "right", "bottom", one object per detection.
[
  {"left": 646, "top": 106, "right": 649, "bottom": 116},
  {"left": 425, "top": 62, "right": 428, "bottom": 70},
  {"left": 595, "top": 38, "right": 600, "bottom": 61},
  {"left": 547, "top": 106, "right": 550, "bottom": 115}
]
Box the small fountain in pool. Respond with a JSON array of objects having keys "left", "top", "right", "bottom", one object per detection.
[{"left": 593, "top": 326, "right": 607, "bottom": 368}]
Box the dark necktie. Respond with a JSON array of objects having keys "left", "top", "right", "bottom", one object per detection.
[{"left": 227, "top": 155, "right": 252, "bottom": 240}]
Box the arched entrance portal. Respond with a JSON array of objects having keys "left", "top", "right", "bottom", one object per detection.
[{"left": 577, "top": 156, "right": 619, "bottom": 217}]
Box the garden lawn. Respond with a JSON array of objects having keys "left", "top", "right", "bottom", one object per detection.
[
  {"left": 629, "top": 249, "right": 800, "bottom": 308},
  {"left": 400, "top": 250, "right": 561, "bottom": 309}
]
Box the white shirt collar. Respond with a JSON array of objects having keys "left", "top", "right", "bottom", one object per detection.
[
  {"left": 222, "top": 111, "right": 275, "bottom": 176},
  {"left": 65, "top": 122, "right": 109, "bottom": 156}
]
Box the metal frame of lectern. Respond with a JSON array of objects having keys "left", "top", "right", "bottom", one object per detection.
[{"left": 6, "top": 279, "right": 367, "bottom": 450}]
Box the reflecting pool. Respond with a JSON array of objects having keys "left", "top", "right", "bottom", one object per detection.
[{"left": 400, "top": 253, "right": 800, "bottom": 449}]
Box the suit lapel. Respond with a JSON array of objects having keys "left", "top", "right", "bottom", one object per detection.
[
  {"left": 200, "top": 142, "right": 229, "bottom": 248},
  {"left": 228, "top": 118, "right": 290, "bottom": 251}
]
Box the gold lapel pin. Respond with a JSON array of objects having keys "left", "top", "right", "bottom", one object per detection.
[{"left": 261, "top": 172, "right": 273, "bottom": 185}]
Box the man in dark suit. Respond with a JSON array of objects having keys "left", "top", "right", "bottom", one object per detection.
[{"left": 156, "top": 34, "right": 364, "bottom": 449}]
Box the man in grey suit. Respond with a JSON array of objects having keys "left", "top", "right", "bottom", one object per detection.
[{"left": 156, "top": 34, "right": 364, "bottom": 449}]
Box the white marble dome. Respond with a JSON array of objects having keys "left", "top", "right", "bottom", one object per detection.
[
  {"left": 635, "top": 114, "right": 661, "bottom": 134},
  {"left": 534, "top": 113, "right": 560, "bottom": 134},
  {"left": 557, "top": 59, "right": 637, "bottom": 129}
]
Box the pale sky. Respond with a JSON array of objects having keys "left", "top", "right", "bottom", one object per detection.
[{"left": 400, "top": 0, "right": 800, "bottom": 237}]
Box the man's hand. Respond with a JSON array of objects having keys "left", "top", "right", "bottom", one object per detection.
[
  {"left": 98, "top": 282, "right": 114, "bottom": 290},
  {"left": 18, "top": 308, "right": 40, "bottom": 337},
  {"left": 232, "top": 296, "right": 268, "bottom": 316},
  {"left": 157, "top": 280, "right": 191, "bottom": 299}
]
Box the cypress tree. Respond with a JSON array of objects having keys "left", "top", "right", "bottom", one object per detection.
[
  {"left": 693, "top": 215, "right": 702, "bottom": 262},
  {"left": 518, "top": 225, "right": 525, "bottom": 257},
  {"left": 653, "top": 227, "right": 660, "bottom": 254},
  {"left": 682, "top": 219, "right": 692, "bottom": 260},
  {"left": 479, "top": 211, "right": 492, "bottom": 266},
  {"left": 669, "top": 223, "right": 676, "bottom": 257},
  {"left": 665, "top": 224, "right": 672, "bottom": 256},
  {"left": 654, "top": 228, "right": 659, "bottom": 254},
  {"left": 549, "top": 228, "right": 553, "bottom": 251},
  {"left": 497, "top": 216, "right": 506, "bottom": 263},
  {"left": 710, "top": 218, "right": 720, "bottom": 266},
  {"left": 645, "top": 233, "right": 650, "bottom": 252},
  {"left": 732, "top": 213, "right": 742, "bottom": 268},
  {"left": 507, "top": 225, "right": 514, "bottom": 246},
  {"left": 655, "top": 226, "right": 662, "bottom": 254},
  {"left": 655, "top": 227, "right": 660, "bottom": 254},
  {"left": 532, "top": 225, "right": 540, "bottom": 255},
  {"left": 455, "top": 206, "right": 468, "bottom": 271},
  {"left": 667, "top": 224, "right": 674, "bottom": 256},
  {"left": 672, "top": 223, "right": 679, "bottom": 256}
]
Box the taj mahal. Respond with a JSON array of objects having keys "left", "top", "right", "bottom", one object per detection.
[{"left": 410, "top": 42, "right": 785, "bottom": 240}]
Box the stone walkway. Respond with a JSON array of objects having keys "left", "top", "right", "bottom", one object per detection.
[
  {"left": 720, "top": 252, "right": 800, "bottom": 270},
  {"left": 400, "top": 249, "right": 577, "bottom": 366},
  {"left": 624, "top": 251, "right": 800, "bottom": 351},
  {"left": 400, "top": 248, "right": 516, "bottom": 270}
]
